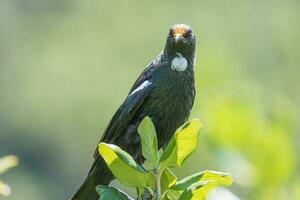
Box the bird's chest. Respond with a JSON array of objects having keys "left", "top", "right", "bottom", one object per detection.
[{"left": 142, "top": 70, "right": 195, "bottom": 146}]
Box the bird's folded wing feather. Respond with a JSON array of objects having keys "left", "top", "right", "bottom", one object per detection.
[
  {"left": 99, "top": 80, "right": 153, "bottom": 145},
  {"left": 88, "top": 55, "right": 161, "bottom": 175},
  {"left": 88, "top": 79, "right": 153, "bottom": 175},
  {"left": 94, "top": 55, "right": 160, "bottom": 156}
]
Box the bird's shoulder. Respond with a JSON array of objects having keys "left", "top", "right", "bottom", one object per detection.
[{"left": 129, "top": 52, "right": 166, "bottom": 94}]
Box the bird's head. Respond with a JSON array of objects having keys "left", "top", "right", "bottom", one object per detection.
[{"left": 165, "top": 24, "right": 196, "bottom": 59}]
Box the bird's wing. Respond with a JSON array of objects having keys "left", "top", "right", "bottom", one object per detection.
[
  {"left": 88, "top": 79, "right": 153, "bottom": 175},
  {"left": 128, "top": 52, "right": 162, "bottom": 94},
  {"left": 99, "top": 80, "right": 153, "bottom": 144},
  {"left": 98, "top": 53, "right": 162, "bottom": 146},
  {"left": 89, "top": 54, "right": 162, "bottom": 175}
]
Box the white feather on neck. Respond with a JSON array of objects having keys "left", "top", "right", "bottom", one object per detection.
[{"left": 171, "top": 52, "right": 188, "bottom": 72}]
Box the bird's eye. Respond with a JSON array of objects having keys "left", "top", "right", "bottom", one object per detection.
[
  {"left": 169, "top": 29, "right": 173, "bottom": 35},
  {"left": 185, "top": 30, "right": 192, "bottom": 37}
]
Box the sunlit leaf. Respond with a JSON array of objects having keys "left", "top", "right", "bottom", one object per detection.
[
  {"left": 178, "top": 180, "right": 217, "bottom": 200},
  {"left": 98, "top": 143, "right": 154, "bottom": 188},
  {"left": 164, "top": 189, "right": 181, "bottom": 200},
  {"left": 159, "top": 119, "right": 202, "bottom": 169},
  {"left": 0, "top": 180, "right": 11, "bottom": 196},
  {"left": 96, "top": 185, "right": 133, "bottom": 200},
  {"left": 161, "top": 168, "right": 177, "bottom": 194},
  {"left": 136, "top": 187, "right": 146, "bottom": 200},
  {"left": 171, "top": 170, "right": 233, "bottom": 191},
  {"left": 138, "top": 116, "right": 159, "bottom": 168},
  {"left": 0, "top": 155, "right": 18, "bottom": 174},
  {"left": 168, "top": 171, "right": 233, "bottom": 200}
]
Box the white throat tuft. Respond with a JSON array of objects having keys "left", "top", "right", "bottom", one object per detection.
[{"left": 171, "top": 53, "right": 188, "bottom": 72}]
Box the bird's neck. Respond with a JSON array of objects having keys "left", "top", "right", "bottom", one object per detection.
[{"left": 162, "top": 48, "right": 195, "bottom": 67}]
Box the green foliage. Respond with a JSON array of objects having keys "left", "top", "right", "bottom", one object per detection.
[
  {"left": 138, "top": 116, "right": 159, "bottom": 169},
  {"left": 177, "top": 180, "right": 217, "bottom": 200},
  {"left": 199, "top": 91, "right": 297, "bottom": 199},
  {"left": 96, "top": 185, "right": 133, "bottom": 200},
  {"left": 167, "top": 171, "right": 233, "bottom": 200},
  {"left": 160, "top": 168, "right": 177, "bottom": 193},
  {"left": 0, "top": 155, "right": 18, "bottom": 197},
  {"left": 159, "top": 120, "right": 202, "bottom": 169},
  {"left": 98, "top": 143, "right": 154, "bottom": 188},
  {"left": 171, "top": 170, "right": 232, "bottom": 191},
  {"left": 98, "top": 117, "right": 233, "bottom": 200}
]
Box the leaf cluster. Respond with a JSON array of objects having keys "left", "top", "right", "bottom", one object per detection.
[{"left": 97, "top": 117, "right": 232, "bottom": 200}]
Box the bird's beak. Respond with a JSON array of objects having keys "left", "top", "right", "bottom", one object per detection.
[{"left": 174, "top": 34, "right": 184, "bottom": 43}]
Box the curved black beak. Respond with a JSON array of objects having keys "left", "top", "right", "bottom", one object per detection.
[{"left": 174, "top": 34, "right": 185, "bottom": 43}]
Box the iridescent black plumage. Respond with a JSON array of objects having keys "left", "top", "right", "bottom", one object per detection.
[{"left": 72, "top": 24, "right": 196, "bottom": 200}]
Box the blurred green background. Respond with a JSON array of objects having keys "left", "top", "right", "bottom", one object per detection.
[{"left": 0, "top": 0, "right": 299, "bottom": 199}]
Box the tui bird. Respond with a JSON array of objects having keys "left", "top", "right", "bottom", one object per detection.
[{"left": 72, "top": 24, "right": 196, "bottom": 200}]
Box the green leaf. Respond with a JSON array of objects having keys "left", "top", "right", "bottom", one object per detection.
[
  {"left": 98, "top": 143, "right": 154, "bottom": 188},
  {"left": 168, "top": 171, "right": 233, "bottom": 200},
  {"left": 0, "top": 180, "right": 11, "bottom": 196},
  {"left": 164, "top": 189, "right": 181, "bottom": 200},
  {"left": 171, "top": 170, "right": 233, "bottom": 191},
  {"left": 159, "top": 119, "right": 202, "bottom": 168},
  {"left": 96, "top": 185, "right": 133, "bottom": 200},
  {"left": 138, "top": 116, "right": 159, "bottom": 168},
  {"left": 136, "top": 187, "right": 146, "bottom": 200},
  {"left": 178, "top": 180, "right": 217, "bottom": 200},
  {"left": 0, "top": 155, "right": 18, "bottom": 174},
  {"left": 161, "top": 168, "right": 177, "bottom": 194}
]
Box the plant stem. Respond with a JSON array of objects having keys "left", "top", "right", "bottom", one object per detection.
[{"left": 154, "top": 168, "right": 161, "bottom": 200}]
